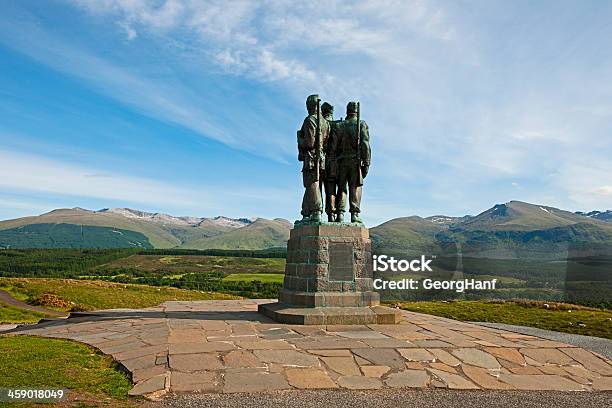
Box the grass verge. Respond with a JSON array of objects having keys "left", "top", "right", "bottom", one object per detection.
[
  {"left": 0, "top": 301, "right": 51, "bottom": 324},
  {"left": 0, "top": 278, "right": 241, "bottom": 311},
  {"left": 0, "top": 335, "right": 135, "bottom": 407},
  {"left": 397, "top": 300, "right": 612, "bottom": 339}
]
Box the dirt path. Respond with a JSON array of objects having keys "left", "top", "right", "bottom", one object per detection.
[{"left": 0, "top": 290, "right": 67, "bottom": 316}]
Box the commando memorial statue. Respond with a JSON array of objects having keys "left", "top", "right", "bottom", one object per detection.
[
  {"left": 259, "top": 94, "right": 401, "bottom": 325},
  {"left": 297, "top": 96, "right": 371, "bottom": 225}
]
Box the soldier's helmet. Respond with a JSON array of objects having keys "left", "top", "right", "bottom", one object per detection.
[
  {"left": 306, "top": 94, "right": 320, "bottom": 112},
  {"left": 321, "top": 102, "right": 334, "bottom": 117},
  {"left": 346, "top": 101, "right": 359, "bottom": 115}
]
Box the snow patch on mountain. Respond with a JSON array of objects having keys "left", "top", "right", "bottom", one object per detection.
[
  {"left": 575, "top": 210, "right": 612, "bottom": 222},
  {"left": 97, "top": 208, "right": 255, "bottom": 228},
  {"left": 426, "top": 215, "right": 473, "bottom": 226}
]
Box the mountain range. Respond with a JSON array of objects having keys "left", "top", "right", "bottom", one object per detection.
[
  {"left": 0, "top": 202, "right": 610, "bottom": 258},
  {"left": 575, "top": 210, "right": 612, "bottom": 222},
  {"left": 371, "top": 201, "right": 612, "bottom": 259},
  {"left": 0, "top": 207, "right": 290, "bottom": 250}
]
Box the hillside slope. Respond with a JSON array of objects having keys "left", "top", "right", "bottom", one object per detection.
[
  {"left": 0, "top": 208, "right": 258, "bottom": 249},
  {"left": 0, "top": 208, "right": 179, "bottom": 248},
  {"left": 180, "top": 218, "right": 291, "bottom": 250},
  {"left": 0, "top": 223, "right": 152, "bottom": 249},
  {"left": 576, "top": 210, "right": 612, "bottom": 222},
  {"left": 370, "top": 216, "right": 444, "bottom": 256},
  {"left": 372, "top": 201, "right": 612, "bottom": 259},
  {"left": 459, "top": 201, "right": 599, "bottom": 231}
]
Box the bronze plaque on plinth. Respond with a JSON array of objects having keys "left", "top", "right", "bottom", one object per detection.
[{"left": 329, "top": 242, "right": 354, "bottom": 282}]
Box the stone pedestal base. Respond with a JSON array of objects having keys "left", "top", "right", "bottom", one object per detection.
[
  {"left": 259, "top": 223, "right": 401, "bottom": 325},
  {"left": 258, "top": 302, "right": 402, "bottom": 325},
  {"left": 278, "top": 289, "right": 380, "bottom": 308}
]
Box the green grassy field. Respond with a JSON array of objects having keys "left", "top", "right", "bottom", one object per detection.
[
  {"left": 98, "top": 254, "right": 285, "bottom": 276},
  {"left": 222, "top": 273, "right": 284, "bottom": 283},
  {"left": 398, "top": 300, "right": 612, "bottom": 339},
  {"left": 0, "top": 335, "right": 134, "bottom": 406},
  {"left": 0, "top": 301, "right": 51, "bottom": 324},
  {"left": 0, "top": 278, "right": 241, "bottom": 311}
]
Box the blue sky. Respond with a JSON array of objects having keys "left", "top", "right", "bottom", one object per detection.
[{"left": 1, "top": 0, "right": 611, "bottom": 226}]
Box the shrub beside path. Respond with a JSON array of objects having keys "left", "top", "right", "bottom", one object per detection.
[{"left": 0, "top": 289, "right": 67, "bottom": 316}]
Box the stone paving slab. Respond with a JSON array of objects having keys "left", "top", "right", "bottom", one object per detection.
[
  {"left": 475, "top": 322, "right": 612, "bottom": 359},
  {"left": 7, "top": 299, "right": 612, "bottom": 399}
]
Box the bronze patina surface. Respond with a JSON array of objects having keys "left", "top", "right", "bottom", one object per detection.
[{"left": 297, "top": 97, "right": 370, "bottom": 226}]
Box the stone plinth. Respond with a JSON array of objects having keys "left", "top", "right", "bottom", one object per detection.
[{"left": 259, "top": 224, "right": 401, "bottom": 325}]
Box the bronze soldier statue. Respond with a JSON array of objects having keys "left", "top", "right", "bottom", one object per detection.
[
  {"left": 297, "top": 94, "right": 329, "bottom": 223},
  {"left": 334, "top": 101, "right": 370, "bottom": 224},
  {"left": 321, "top": 102, "right": 341, "bottom": 222}
]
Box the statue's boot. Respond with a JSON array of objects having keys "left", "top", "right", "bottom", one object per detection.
[
  {"left": 351, "top": 212, "right": 363, "bottom": 224},
  {"left": 327, "top": 213, "right": 335, "bottom": 222},
  {"left": 336, "top": 212, "right": 344, "bottom": 223},
  {"left": 310, "top": 211, "right": 322, "bottom": 223}
]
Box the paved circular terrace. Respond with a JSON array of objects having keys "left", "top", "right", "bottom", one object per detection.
[{"left": 8, "top": 300, "right": 612, "bottom": 398}]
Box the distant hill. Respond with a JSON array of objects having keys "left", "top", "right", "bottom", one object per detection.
[
  {"left": 97, "top": 208, "right": 255, "bottom": 228},
  {"left": 0, "top": 208, "right": 283, "bottom": 250},
  {"left": 370, "top": 216, "right": 444, "bottom": 256},
  {"left": 372, "top": 201, "right": 612, "bottom": 259},
  {"left": 0, "top": 208, "right": 180, "bottom": 248},
  {"left": 459, "top": 201, "right": 588, "bottom": 231},
  {"left": 0, "top": 223, "right": 153, "bottom": 249},
  {"left": 576, "top": 210, "right": 612, "bottom": 222},
  {"left": 1, "top": 201, "right": 610, "bottom": 255},
  {"left": 179, "top": 218, "right": 292, "bottom": 250}
]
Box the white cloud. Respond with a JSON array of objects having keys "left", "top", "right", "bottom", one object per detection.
[
  {"left": 595, "top": 185, "right": 612, "bottom": 196},
  {"left": 0, "top": 17, "right": 237, "bottom": 144},
  {"left": 73, "top": 0, "right": 186, "bottom": 31},
  {"left": 67, "top": 0, "right": 456, "bottom": 87},
  {"left": 0, "top": 149, "right": 204, "bottom": 207},
  {"left": 510, "top": 130, "right": 551, "bottom": 141},
  {"left": 119, "top": 21, "right": 138, "bottom": 40},
  {"left": 550, "top": 163, "right": 612, "bottom": 210},
  {"left": 0, "top": 197, "right": 55, "bottom": 213},
  {"left": 0, "top": 148, "right": 297, "bottom": 219}
]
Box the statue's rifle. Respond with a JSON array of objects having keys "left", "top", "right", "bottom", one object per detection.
[
  {"left": 356, "top": 101, "right": 361, "bottom": 168},
  {"left": 315, "top": 98, "right": 321, "bottom": 183}
]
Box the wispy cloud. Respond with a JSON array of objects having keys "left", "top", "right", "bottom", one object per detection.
[
  {"left": 1, "top": 1, "right": 611, "bottom": 220},
  {"left": 0, "top": 197, "right": 56, "bottom": 213},
  {"left": 67, "top": 0, "right": 457, "bottom": 88},
  {"left": 0, "top": 149, "right": 204, "bottom": 207},
  {"left": 594, "top": 186, "right": 612, "bottom": 196},
  {"left": 0, "top": 148, "right": 296, "bottom": 219},
  {"left": 0, "top": 14, "right": 237, "bottom": 143}
]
